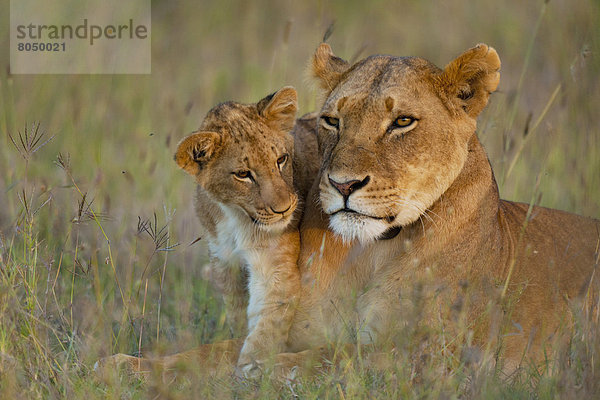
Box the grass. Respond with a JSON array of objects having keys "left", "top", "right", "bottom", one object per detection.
[{"left": 1, "top": 0, "right": 599, "bottom": 398}]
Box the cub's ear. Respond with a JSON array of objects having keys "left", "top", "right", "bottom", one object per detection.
[
  {"left": 257, "top": 86, "right": 298, "bottom": 132},
  {"left": 433, "top": 43, "right": 501, "bottom": 118},
  {"left": 174, "top": 131, "right": 221, "bottom": 176},
  {"left": 311, "top": 43, "right": 351, "bottom": 94}
]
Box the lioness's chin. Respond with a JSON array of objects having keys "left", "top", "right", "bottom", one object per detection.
[{"left": 329, "top": 212, "right": 392, "bottom": 244}]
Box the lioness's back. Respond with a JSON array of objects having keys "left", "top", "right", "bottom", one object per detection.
[{"left": 500, "top": 200, "right": 599, "bottom": 296}]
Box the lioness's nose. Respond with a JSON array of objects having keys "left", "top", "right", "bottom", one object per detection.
[{"left": 328, "top": 175, "right": 370, "bottom": 197}]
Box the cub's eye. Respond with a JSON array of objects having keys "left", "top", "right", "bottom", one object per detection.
[
  {"left": 277, "top": 154, "right": 288, "bottom": 170},
  {"left": 320, "top": 116, "right": 340, "bottom": 129},
  {"left": 233, "top": 170, "right": 253, "bottom": 181}
]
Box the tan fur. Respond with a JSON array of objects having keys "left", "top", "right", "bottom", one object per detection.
[
  {"left": 100, "top": 44, "right": 599, "bottom": 378},
  {"left": 172, "top": 87, "right": 319, "bottom": 373},
  {"left": 289, "top": 43, "right": 600, "bottom": 368}
]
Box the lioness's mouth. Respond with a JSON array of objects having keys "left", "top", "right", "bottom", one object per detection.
[
  {"left": 331, "top": 208, "right": 396, "bottom": 223},
  {"left": 377, "top": 226, "right": 402, "bottom": 240}
]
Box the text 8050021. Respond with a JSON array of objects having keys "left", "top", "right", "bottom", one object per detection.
[{"left": 17, "top": 42, "right": 66, "bottom": 52}]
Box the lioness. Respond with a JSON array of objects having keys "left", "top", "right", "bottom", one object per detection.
[
  {"left": 286, "top": 43, "right": 599, "bottom": 368},
  {"left": 103, "top": 43, "right": 599, "bottom": 377},
  {"left": 174, "top": 87, "right": 318, "bottom": 373}
]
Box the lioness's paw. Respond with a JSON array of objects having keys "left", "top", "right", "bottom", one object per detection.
[{"left": 94, "top": 353, "right": 150, "bottom": 380}]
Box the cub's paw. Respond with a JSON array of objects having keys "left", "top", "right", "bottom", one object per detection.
[{"left": 235, "top": 359, "right": 264, "bottom": 380}]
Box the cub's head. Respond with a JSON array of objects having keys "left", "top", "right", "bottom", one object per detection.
[
  {"left": 312, "top": 43, "right": 500, "bottom": 243},
  {"left": 175, "top": 87, "right": 299, "bottom": 231}
]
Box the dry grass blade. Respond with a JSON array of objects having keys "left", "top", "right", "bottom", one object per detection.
[
  {"left": 189, "top": 236, "right": 203, "bottom": 246},
  {"left": 55, "top": 152, "right": 71, "bottom": 172},
  {"left": 322, "top": 21, "right": 335, "bottom": 42},
  {"left": 504, "top": 83, "right": 561, "bottom": 181},
  {"left": 18, "top": 188, "right": 30, "bottom": 217},
  {"left": 17, "top": 188, "right": 53, "bottom": 224},
  {"left": 283, "top": 19, "right": 292, "bottom": 45},
  {"left": 0, "top": 232, "right": 5, "bottom": 266},
  {"left": 9, "top": 122, "right": 55, "bottom": 161},
  {"left": 138, "top": 213, "right": 179, "bottom": 252},
  {"left": 137, "top": 216, "right": 150, "bottom": 235},
  {"left": 349, "top": 43, "right": 368, "bottom": 64},
  {"left": 73, "top": 193, "right": 110, "bottom": 224}
]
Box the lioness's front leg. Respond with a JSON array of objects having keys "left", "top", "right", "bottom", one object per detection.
[{"left": 237, "top": 229, "right": 301, "bottom": 376}]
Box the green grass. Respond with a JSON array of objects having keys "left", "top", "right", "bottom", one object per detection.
[{"left": 1, "top": 0, "right": 599, "bottom": 398}]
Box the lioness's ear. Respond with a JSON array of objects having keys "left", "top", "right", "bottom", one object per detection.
[
  {"left": 257, "top": 86, "right": 298, "bottom": 132},
  {"left": 311, "top": 43, "right": 351, "bottom": 93},
  {"left": 434, "top": 43, "right": 501, "bottom": 118},
  {"left": 174, "top": 131, "right": 221, "bottom": 176}
]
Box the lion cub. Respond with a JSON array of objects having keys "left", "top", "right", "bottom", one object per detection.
[{"left": 175, "top": 87, "right": 317, "bottom": 374}]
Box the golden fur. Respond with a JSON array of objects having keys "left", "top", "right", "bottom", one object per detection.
[
  {"left": 99, "top": 44, "right": 599, "bottom": 378},
  {"left": 172, "top": 87, "right": 318, "bottom": 374}
]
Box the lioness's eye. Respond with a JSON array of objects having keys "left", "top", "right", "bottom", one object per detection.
[
  {"left": 277, "top": 154, "right": 288, "bottom": 170},
  {"left": 320, "top": 116, "right": 340, "bottom": 129},
  {"left": 389, "top": 116, "right": 418, "bottom": 134},
  {"left": 233, "top": 170, "right": 252, "bottom": 181},
  {"left": 393, "top": 116, "right": 415, "bottom": 128}
]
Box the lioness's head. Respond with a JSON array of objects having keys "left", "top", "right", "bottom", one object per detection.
[
  {"left": 312, "top": 43, "right": 500, "bottom": 243},
  {"left": 175, "top": 87, "right": 299, "bottom": 231}
]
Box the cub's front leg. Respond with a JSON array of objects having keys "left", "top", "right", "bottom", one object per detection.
[
  {"left": 237, "top": 229, "right": 301, "bottom": 376},
  {"left": 202, "top": 256, "right": 249, "bottom": 336}
]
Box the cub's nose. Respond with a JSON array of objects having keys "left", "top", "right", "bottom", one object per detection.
[
  {"left": 328, "top": 175, "right": 370, "bottom": 197},
  {"left": 270, "top": 203, "right": 293, "bottom": 215}
]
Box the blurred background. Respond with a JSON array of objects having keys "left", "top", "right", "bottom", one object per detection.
[{"left": 0, "top": 0, "right": 598, "bottom": 396}]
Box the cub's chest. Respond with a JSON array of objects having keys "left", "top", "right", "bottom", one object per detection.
[{"left": 208, "top": 213, "right": 269, "bottom": 267}]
